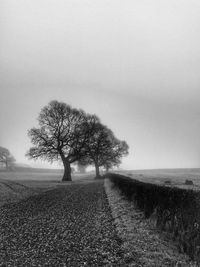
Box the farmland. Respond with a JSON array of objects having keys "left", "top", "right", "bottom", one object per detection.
[
  {"left": 0, "top": 179, "right": 125, "bottom": 266},
  {"left": 117, "top": 168, "right": 200, "bottom": 189},
  {"left": 0, "top": 168, "right": 199, "bottom": 266},
  {"left": 0, "top": 167, "right": 200, "bottom": 207},
  {"left": 0, "top": 168, "right": 95, "bottom": 207}
]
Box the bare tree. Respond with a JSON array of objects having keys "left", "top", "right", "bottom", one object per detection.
[
  {"left": 80, "top": 119, "right": 129, "bottom": 178},
  {"left": 26, "top": 100, "right": 89, "bottom": 181},
  {"left": 102, "top": 140, "right": 129, "bottom": 172},
  {"left": 0, "top": 147, "right": 16, "bottom": 170}
]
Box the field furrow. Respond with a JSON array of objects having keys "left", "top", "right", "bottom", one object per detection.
[{"left": 0, "top": 180, "right": 124, "bottom": 267}]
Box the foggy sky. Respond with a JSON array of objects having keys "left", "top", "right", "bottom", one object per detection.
[{"left": 0, "top": 0, "right": 200, "bottom": 169}]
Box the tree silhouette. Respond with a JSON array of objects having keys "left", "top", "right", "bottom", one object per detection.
[
  {"left": 26, "top": 100, "right": 90, "bottom": 181},
  {"left": 102, "top": 140, "right": 129, "bottom": 172},
  {"left": 80, "top": 119, "right": 129, "bottom": 178},
  {"left": 0, "top": 147, "right": 16, "bottom": 170}
]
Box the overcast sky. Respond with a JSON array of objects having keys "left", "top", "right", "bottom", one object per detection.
[{"left": 0, "top": 0, "right": 200, "bottom": 169}]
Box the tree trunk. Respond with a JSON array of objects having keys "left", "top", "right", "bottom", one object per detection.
[
  {"left": 95, "top": 163, "right": 100, "bottom": 179},
  {"left": 5, "top": 161, "right": 8, "bottom": 171},
  {"left": 62, "top": 159, "right": 72, "bottom": 182}
]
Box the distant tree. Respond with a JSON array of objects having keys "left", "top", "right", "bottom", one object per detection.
[
  {"left": 26, "top": 100, "right": 90, "bottom": 181},
  {"left": 77, "top": 161, "right": 87, "bottom": 173},
  {"left": 80, "top": 119, "right": 129, "bottom": 178},
  {"left": 71, "top": 166, "right": 75, "bottom": 174},
  {"left": 0, "top": 147, "right": 16, "bottom": 170}
]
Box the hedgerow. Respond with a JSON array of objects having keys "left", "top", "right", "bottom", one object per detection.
[{"left": 107, "top": 173, "right": 200, "bottom": 262}]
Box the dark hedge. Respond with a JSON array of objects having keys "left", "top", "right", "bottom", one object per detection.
[{"left": 107, "top": 173, "right": 200, "bottom": 262}]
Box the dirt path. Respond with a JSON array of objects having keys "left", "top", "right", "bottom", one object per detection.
[{"left": 0, "top": 180, "right": 125, "bottom": 267}]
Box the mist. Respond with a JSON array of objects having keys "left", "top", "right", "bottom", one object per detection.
[{"left": 1, "top": 0, "right": 200, "bottom": 169}]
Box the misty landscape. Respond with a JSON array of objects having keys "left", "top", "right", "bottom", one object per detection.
[{"left": 1, "top": 0, "right": 200, "bottom": 266}]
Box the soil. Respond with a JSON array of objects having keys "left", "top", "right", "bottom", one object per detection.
[{"left": 0, "top": 180, "right": 125, "bottom": 266}]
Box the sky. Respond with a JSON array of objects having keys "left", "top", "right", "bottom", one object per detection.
[{"left": 0, "top": 0, "right": 200, "bottom": 170}]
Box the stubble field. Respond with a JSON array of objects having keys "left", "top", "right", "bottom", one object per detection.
[{"left": 117, "top": 168, "right": 200, "bottom": 190}]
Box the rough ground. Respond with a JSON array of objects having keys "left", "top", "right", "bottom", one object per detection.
[
  {"left": 0, "top": 180, "right": 125, "bottom": 267},
  {"left": 104, "top": 178, "right": 198, "bottom": 267},
  {"left": 0, "top": 179, "right": 44, "bottom": 207}
]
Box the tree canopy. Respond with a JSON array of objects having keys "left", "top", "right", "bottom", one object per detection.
[
  {"left": 101, "top": 140, "right": 129, "bottom": 171},
  {"left": 27, "top": 100, "right": 129, "bottom": 181},
  {"left": 79, "top": 120, "right": 129, "bottom": 177},
  {"left": 26, "top": 101, "right": 90, "bottom": 181}
]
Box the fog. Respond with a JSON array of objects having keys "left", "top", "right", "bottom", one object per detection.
[{"left": 1, "top": 0, "right": 200, "bottom": 169}]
